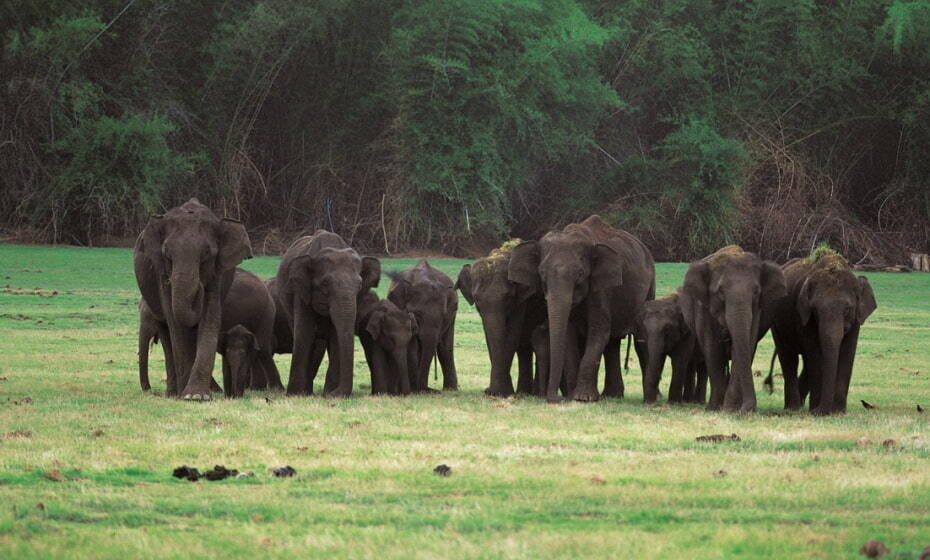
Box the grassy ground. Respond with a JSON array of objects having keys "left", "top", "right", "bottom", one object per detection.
[{"left": 0, "top": 245, "right": 927, "bottom": 559}]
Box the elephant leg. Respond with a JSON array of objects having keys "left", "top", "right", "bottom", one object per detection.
[
  {"left": 259, "top": 351, "right": 284, "bottom": 391},
  {"left": 532, "top": 330, "right": 550, "bottom": 397},
  {"left": 181, "top": 291, "right": 223, "bottom": 400},
  {"left": 287, "top": 303, "right": 317, "bottom": 396},
  {"left": 778, "top": 345, "right": 802, "bottom": 411},
  {"left": 800, "top": 337, "right": 823, "bottom": 412},
  {"left": 669, "top": 343, "right": 692, "bottom": 404},
  {"left": 834, "top": 326, "right": 859, "bottom": 413},
  {"left": 438, "top": 322, "right": 458, "bottom": 391},
  {"left": 221, "top": 356, "right": 233, "bottom": 398},
  {"left": 563, "top": 322, "right": 583, "bottom": 396},
  {"left": 323, "top": 335, "right": 340, "bottom": 394},
  {"left": 516, "top": 347, "right": 534, "bottom": 395},
  {"left": 157, "top": 324, "right": 178, "bottom": 397},
  {"left": 601, "top": 338, "right": 623, "bottom": 398},
  {"left": 307, "top": 338, "right": 327, "bottom": 394},
  {"left": 693, "top": 358, "right": 708, "bottom": 404},
  {"left": 703, "top": 340, "right": 727, "bottom": 411},
  {"left": 210, "top": 378, "right": 223, "bottom": 393},
  {"left": 170, "top": 322, "right": 197, "bottom": 396},
  {"left": 250, "top": 355, "right": 268, "bottom": 390},
  {"left": 406, "top": 338, "right": 421, "bottom": 392},
  {"left": 572, "top": 325, "right": 609, "bottom": 402}
]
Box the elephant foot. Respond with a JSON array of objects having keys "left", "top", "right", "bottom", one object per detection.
[
  {"left": 546, "top": 394, "right": 564, "bottom": 404},
  {"left": 810, "top": 406, "right": 832, "bottom": 416},
  {"left": 181, "top": 392, "right": 212, "bottom": 401},
  {"left": 601, "top": 388, "right": 624, "bottom": 399},
  {"left": 442, "top": 385, "right": 459, "bottom": 391},
  {"left": 738, "top": 402, "right": 757, "bottom": 414},
  {"left": 416, "top": 387, "right": 441, "bottom": 394},
  {"left": 705, "top": 402, "right": 722, "bottom": 412},
  {"left": 572, "top": 387, "right": 600, "bottom": 402},
  {"left": 324, "top": 388, "right": 352, "bottom": 398},
  {"left": 484, "top": 385, "right": 515, "bottom": 398}
]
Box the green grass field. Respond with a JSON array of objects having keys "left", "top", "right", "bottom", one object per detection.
[{"left": 0, "top": 245, "right": 928, "bottom": 559}]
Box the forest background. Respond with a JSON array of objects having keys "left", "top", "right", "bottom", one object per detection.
[{"left": 1, "top": 0, "right": 928, "bottom": 262}]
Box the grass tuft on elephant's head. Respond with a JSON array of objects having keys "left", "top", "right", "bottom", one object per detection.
[{"left": 807, "top": 242, "right": 848, "bottom": 271}]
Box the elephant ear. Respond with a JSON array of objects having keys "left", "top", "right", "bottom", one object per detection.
[
  {"left": 455, "top": 265, "right": 475, "bottom": 305},
  {"left": 287, "top": 254, "right": 315, "bottom": 305},
  {"left": 140, "top": 215, "right": 167, "bottom": 274},
  {"left": 365, "top": 307, "right": 385, "bottom": 340},
  {"left": 796, "top": 277, "right": 813, "bottom": 326},
  {"left": 361, "top": 256, "right": 381, "bottom": 290},
  {"left": 679, "top": 261, "right": 710, "bottom": 331},
  {"left": 758, "top": 261, "right": 787, "bottom": 336},
  {"left": 218, "top": 218, "right": 252, "bottom": 273},
  {"left": 856, "top": 276, "right": 877, "bottom": 324},
  {"left": 591, "top": 243, "right": 623, "bottom": 293},
  {"left": 507, "top": 241, "right": 540, "bottom": 295}
]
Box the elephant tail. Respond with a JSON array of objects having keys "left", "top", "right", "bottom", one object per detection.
[
  {"left": 623, "top": 333, "right": 633, "bottom": 374},
  {"left": 763, "top": 348, "right": 777, "bottom": 393}
]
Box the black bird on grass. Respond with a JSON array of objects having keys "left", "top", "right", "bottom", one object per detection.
[{"left": 861, "top": 399, "right": 876, "bottom": 410}]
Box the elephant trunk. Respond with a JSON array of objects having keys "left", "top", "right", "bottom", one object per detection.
[
  {"left": 545, "top": 284, "right": 573, "bottom": 402},
  {"left": 814, "top": 314, "right": 844, "bottom": 415},
  {"left": 725, "top": 301, "right": 756, "bottom": 411},
  {"left": 643, "top": 332, "right": 665, "bottom": 403},
  {"left": 226, "top": 350, "right": 251, "bottom": 398},
  {"left": 329, "top": 293, "right": 358, "bottom": 396},
  {"left": 482, "top": 310, "right": 516, "bottom": 395},
  {"left": 391, "top": 344, "right": 411, "bottom": 395},
  {"left": 170, "top": 264, "right": 204, "bottom": 329}
]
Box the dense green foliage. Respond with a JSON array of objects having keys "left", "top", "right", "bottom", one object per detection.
[{"left": 1, "top": 1, "right": 928, "bottom": 259}]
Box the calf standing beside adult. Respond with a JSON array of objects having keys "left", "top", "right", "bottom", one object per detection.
[
  {"left": 388, "top": 261, "right": 458, "bottom": 392},
  {"left": 275, "top": 231, "right": 380, "bottom": 397},
  {"left": 507, "top": 215, "right": 655, "bottom": 403}
]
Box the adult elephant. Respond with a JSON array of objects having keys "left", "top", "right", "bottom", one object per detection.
[
  {"left": 134, "top": 199, "right": 252, "bottom": 400},
  {"left": 508, "top": 215, "right": 655, "bottom": 403},
  {"left": 388, "top": 260, "right": 458, "bottom": 392},
  {"left": 771, "top": 251, "right": 876, "bottom": 415},
  {"left": 456, "top": 244, "right": 546, "bottom": 397},
  {"left": 276, "top": 231, "right": 380, "bottom": 397},
  {"left": 679, "top": 246, "right": 786, "bottom": 412}
]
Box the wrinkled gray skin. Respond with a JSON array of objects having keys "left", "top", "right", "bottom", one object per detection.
[
  {"left": 388, "top": 260, "right": 458, "bottom": 392},
  {"left": 508, "top": 215, "right": 655, "bottom": 403},
  {"left": 679, "top": 246, "right": 786, "bottom": 412},
  {"left": 456, "top": 254, "right": 546, "bottom": 397},
  {"left": 139, "top": 268, "right": 282, "bottom": 395},
  {"left": 771, "top": 255, "right": 876, "bottom": 415},
  {"left": 276, "top": 230, "right": 380, "bottom": 397},
  {"left": 134, "top": 199, "right": 252, "bottom": 400},
  {"left": 219, "top": 325, "right": 258, "bottom": 398},
  {"left": 634, "top": 293, "right": 707, "bottom": 404}
]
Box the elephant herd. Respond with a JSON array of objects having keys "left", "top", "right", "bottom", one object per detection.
[{"left": 135, "top": 199, "right": 876, "bottom": 415}]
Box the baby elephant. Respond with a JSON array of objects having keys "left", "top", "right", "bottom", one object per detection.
[
  {"left": 360, "top": 295, "right": 419, "bottom": 395},
  {"left": 635, "top": 293, "right": 707, "bottom": 404},
  {"left": 219, "top": 324, "right": 259, "bottom": 398}
]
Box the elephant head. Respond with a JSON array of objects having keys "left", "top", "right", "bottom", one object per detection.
[
  {"left": 635, "top": 294, "right": 690, "bottom": 403},
  {"left": 365, "top": 299, "right": 418, "bottom": 394},
  {"left": 679, "top": 246, "right": 786, "bottom": 411},
  {"left": 795, "top": 256, "right": 876, "bottom": 414},
  {"left": 219, "top": 324, "right": 258, "bottom": 398},
  {"left": 507, "top": 228, "right": 623, "bottom": 401},
  {"left": 138, "top": 199, "right": 251, "bottom": 329}
]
